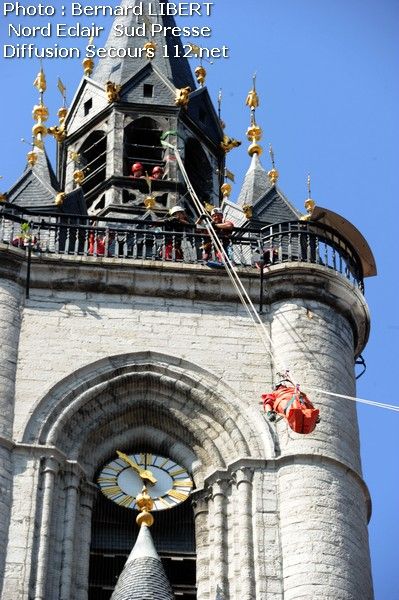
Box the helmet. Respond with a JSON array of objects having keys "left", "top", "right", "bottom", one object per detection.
[
  {"left": 152, "top": 166, "right": 163, "bottom": 174},
  {"left": 170, "top": 205, "right": 185, "bottom": 216},
  {"left": 211, "top": 207, "right": 223, "bottom": 216},
  {"left": 131, "top": 162, "right": 143, "bottom": 173}
]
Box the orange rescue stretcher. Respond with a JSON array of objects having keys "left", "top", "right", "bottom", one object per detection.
[{"left": 262, "top": 385, "right": 319, "bottom": 434}]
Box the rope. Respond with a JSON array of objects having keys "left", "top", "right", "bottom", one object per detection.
[{"left": 169, "top": 142, "right": 398, "bottom": 415}]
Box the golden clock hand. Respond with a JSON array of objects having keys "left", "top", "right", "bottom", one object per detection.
[{"left": 116, "top": 451, "right": 157, "bottom": 484}]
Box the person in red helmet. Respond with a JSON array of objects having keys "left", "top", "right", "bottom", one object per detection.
[
  {"left": 151, "top": 166, "right": 164, "bottom": 180},
  {"left": 131, "top": 162, "right": 144, "bottom": 178}
]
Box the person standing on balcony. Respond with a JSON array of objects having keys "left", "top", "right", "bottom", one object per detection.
[
  {"left": 196, "top": 207, "right": 234, "bottom": 263},
  {"left": 160, "top": 205, "right": 191, "bottom": 260}
]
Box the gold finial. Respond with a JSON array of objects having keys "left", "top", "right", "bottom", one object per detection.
[
  {"left": 300, "top": 174, "right": 315, "bottom": 220},
  {"left": 221, "top": 182, "right": 232, "bottom": 198},
  {"left": 267, "top": 144, "right": 279, "bottom": 184},
  {"left": 242, "top": 204, "right": 253, "bottom": 219},
  {"left": 33, "top": 67, "right": 47, "bottom": 94},
  {"left": 143, "top": 40, "right": 157, "bottom": 59},
  {"left": 245, "top": 73, "right": 260, "bottom": 110},
  {"left": 136, "top": 486, "right": 154, "bottom": 527},
  {"left": 175, "top": 86, "right": 191, "bottom": 108},
  {"left": 27, "top": 150, "right": 38, "bottom": 166},
  {"left": 195, "top": 64, "right": 207, "bottom": 87},
  {"left": 105, "top": 81, "right": 121, "bottom": 103},
  {"left": 245, "top": 76, "right": 262, "bottom": 156},
  {"left": 218, "top": 91, "right": 241, "bottom": 153},
  {"left": 73, "top": 170, "right": 85, "bottom": 185},
  {"left": 69, "top": 151, "right": 87, "bottom": 186},
  {"left": 143, "top": 172, "right": 156, "bottom": 209},
  {"left": 82, "top": 57, "right": 94, "bottom": 77},
  {"left": 220, "top": 134, "right": 241, "bottom": 153},
  {"left": 55, "top": 192, "right": 66, "bottom": 206},
  {"left": 32, "top": 66, "right": 49, "bottom": 149},
  {"left": 22, "top": 138, "right": 38, "bottom": 167},
  {"left": 48, "top": 81, "right": 68, "bottom": 143},
  {"left": 82, "top": 37, "right": 94, "bottom": 76}
]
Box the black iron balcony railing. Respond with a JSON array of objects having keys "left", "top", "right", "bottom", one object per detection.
[{"left": 0, "top": 204, "right": 364, "bottom": 293}]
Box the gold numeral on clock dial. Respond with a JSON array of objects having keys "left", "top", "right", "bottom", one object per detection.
[
  {"left": 173, "top": 479, "right": 193, "bottom": 488},
  {"left": 167, "top": 489, "right": 189, "bottom": 502}
]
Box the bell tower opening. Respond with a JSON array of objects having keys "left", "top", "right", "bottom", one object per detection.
[
  {"left": 78, "top": 131, "right": 107, "bottom": 208},
  {"left": 123, "top": 117, "right": 164, "bottom": 177}
]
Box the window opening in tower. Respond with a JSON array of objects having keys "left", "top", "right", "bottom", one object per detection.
[
  {"left": 123, "top": 117, "right": 164, "bottom": 178},
  {"left": 77, "top": 131, "right": 107, "bottom": 208}
]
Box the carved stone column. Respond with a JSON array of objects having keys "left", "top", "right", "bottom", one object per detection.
[
  {"left": 209, "top": 476, "right": 230, "bottom": 599},
  {"left": 75, "top": 482, "right": 96, "bottom": 600},
  {"left": 60, "top": 469, "right": 81, "bottom": 600},
  {"left": 192, "top": 490, "right": 211, "bottom": 600},
  {"left": 34, "top": 456, "right": 60, "bottom": 600},
  {"left": 234, "top": 467, "right": 255, "bottom": 600}
]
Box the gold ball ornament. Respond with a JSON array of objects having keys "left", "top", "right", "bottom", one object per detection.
[
  {"left": 32, "top": 104, "right": 49, "bottom": 122},
  {"left": 27, "top": 150, "right": 38, "bottom": 167},
  {"left": 246, "top": 124, "right": 262, "bottom": 142},
  {"left": 55, "top": 192, "right": 66, "bottom": 206},
  {"left": 267, "top": 168, "right": 279, "bottom": 184},
  {"left": 73, "top": 170, "right": 85, "bottom": 185},
  {"left": 248, "top": 141, "right": 262, "bottom": 157},
  {"left": 220, "top": 183, "right": 232, "bottom": 197},
  {"left": 58, "top": 107, "right": 68, "bottom": 121},
  {"left": 32, "top": 123, "right": 48, "bottom": 138},
  {"left": 144, "top": 195, "right": 156, "bottom": 209},
  {"left": 82, "top": 57, "right": 94, "bottom": 76}
]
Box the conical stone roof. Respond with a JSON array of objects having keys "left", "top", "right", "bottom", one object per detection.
[{"left": 111, "top": 524, "right": 175, "bottom": 600}]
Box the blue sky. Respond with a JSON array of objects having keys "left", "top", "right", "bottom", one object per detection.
[{"left": 1, "top": 1, "right": 398, "bottom": 597}]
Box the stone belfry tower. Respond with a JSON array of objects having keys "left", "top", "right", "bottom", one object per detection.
[
  {"left": 61, "top": 0, "right": 224, "bottom": 217},
  {"left": 0, "top": 2, "right": 376, "bottom": 600}
]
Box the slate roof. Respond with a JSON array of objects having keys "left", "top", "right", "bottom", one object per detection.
[
  {"left": 236, "top": 153, "right": 272, "bottom": 207},
  {"left": 93, "top": 0, "right": 195, "bottom": 90},
  {"left": 234, "top": 152, "right": 302, "bottom": 225},
  {"left": 253, "top": 185, "right": 302, "bottom": 224},
  {"left": 6, "top": 149, "right": 59, "bottom": 210},
  {"left": 111, "top": 524, "right": 175, "bottom": 600}
]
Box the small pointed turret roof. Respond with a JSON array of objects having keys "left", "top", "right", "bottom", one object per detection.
[
  {"left": 236, "top": 153, "right": 272, "bottom": 207},
  {"left": 6, "top": 148, "right": 59, "bottom": 209},
  {"left": 111, "top": 524, "right": 175, "bottom": 600},
  {"left": 93, "top": 0, "right": 195, "bottom": 90}
]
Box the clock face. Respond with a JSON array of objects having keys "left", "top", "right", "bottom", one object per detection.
[{"left": 98, "top": 452, "right": 193, "bottom": 511}]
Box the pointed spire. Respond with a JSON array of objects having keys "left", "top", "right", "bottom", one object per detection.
[
  {"left": 237, "top": 153, "right": 272, "bottom": 208},
  {"left": 93, "top": 0, "right": 196, "bottom": 90},
  {"left": 111, "top": 487, "right": 174, "bottom": 600}
]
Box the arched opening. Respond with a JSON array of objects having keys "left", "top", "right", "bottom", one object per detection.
[
  {"left": 123, "top": 117, "right": 164, "bottom": 177},
  {"left": 184, "top": 139, "right": 214, "bottom": 205},
  {"left": 22, "top": 352, "right": 270, "bottom": 600},
  {"left": 78, "top": 131, "right": 107, "bottom": 208},
  {"left": 89, "top": 461, "right": 196, "bottom": 599}
]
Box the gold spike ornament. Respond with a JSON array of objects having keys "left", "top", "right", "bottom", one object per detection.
[{"left": 267, "top": 144, "right": 279, "bottom": 184}]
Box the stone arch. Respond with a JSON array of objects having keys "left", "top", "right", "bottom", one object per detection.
[{"left": 22, "top": 352, "right": 274, "bottom": 479}]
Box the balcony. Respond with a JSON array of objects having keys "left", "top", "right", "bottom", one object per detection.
[{"left": 0, "top": 204, "right": 365, "bottom": 294}]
